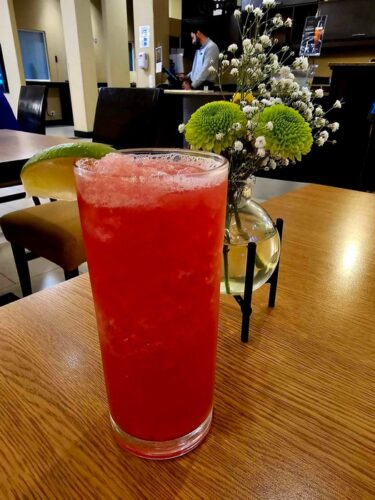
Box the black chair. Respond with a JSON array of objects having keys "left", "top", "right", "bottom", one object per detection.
[
  {"left": 17, "top": 85, "right": 48, "bottom": 135},
  {"left": 92, "top": 87, "right": 163, "bottom": 149}
]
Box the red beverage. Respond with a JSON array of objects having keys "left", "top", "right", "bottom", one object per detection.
[{"left": 75, "top": 150, "right": 228, "bottom": 459}]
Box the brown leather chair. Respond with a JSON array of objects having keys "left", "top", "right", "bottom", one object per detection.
[
  {"left": 0, "top": 201, "right": 86, "bottom": 296},
  {"left": 17, "top": 85, "right": 48, "bottom": 135},
  {"left": 92, "top": 87, "right": 163, "bottom": 148}
]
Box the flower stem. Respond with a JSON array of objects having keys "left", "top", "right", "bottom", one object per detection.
[{"left": 223, "top": 244, "right": 231, "bottom": 294}]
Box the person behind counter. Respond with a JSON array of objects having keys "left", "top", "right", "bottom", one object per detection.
[{"left": 181, "top": 23, "right": 219, "bottom": 90}]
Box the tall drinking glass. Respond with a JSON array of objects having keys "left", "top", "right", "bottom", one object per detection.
[{"left": 75, "top": 149, "right": 228, "bottom": 459}]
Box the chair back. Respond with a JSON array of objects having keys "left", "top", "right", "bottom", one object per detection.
[
  {"left": 92, "top": 87, "right": 163, "bottom": 149},
  {"left": 17, "top": 85, "right": 48, "bottom": 135}
]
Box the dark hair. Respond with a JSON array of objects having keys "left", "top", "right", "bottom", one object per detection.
[{"left": 190, "top": 20, "right": 210, "bottom": 37}]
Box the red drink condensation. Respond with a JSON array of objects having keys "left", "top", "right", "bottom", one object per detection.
[{"left": 75, "top": 150, "right": 228, "bottom": 459}]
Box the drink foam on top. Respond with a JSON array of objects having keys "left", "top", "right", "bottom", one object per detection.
[{"left": 75, "top": 152, "right": 228, "bottom": 207}]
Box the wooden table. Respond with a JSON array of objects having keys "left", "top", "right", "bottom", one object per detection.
[
  {"left": 0, "top": 184, "right": 374, "bottom": 498},
  {"left": 0, "top": 129, "right": 75, "bottom": 200}
]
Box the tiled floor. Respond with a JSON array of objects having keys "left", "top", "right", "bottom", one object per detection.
[{"left": 0, "top": 126, "right": 306, "bottom": 303}]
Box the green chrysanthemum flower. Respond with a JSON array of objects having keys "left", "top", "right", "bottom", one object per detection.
[
  {"left": 255, "top": 104, "right": 313, "bottom": 161},
  {"left": 185, "top": 101, "right": 247, "bottom": 154}
]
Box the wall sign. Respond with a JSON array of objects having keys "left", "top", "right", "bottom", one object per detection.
[
  {"left": 299, "top": 15, "right": 328, "bottom": 57},
  {"left": 139, "top": 25, "right": 150, "bottom": 49}
]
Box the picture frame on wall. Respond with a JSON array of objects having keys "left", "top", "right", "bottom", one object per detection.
[{"left": 299, "top": 15, "right": 328, "bottom": 57}]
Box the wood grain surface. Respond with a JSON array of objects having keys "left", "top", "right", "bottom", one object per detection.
[
  {"left": 0, "top": 184, "right": 374, "bottom": 499},
  {"left": 0, "top": 129, "right": 76, "bottom": 164}
]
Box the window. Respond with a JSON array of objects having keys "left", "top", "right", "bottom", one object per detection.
[{"left": 18, "top": 30, "right": 50, "bottom": 81}]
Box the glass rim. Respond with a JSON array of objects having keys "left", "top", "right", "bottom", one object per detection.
[{"left": 74, "top": 148, "right": 229, "bottom": 179}]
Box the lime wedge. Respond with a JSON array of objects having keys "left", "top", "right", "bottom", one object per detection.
[{"left": 21, "top": 142, "right": 116, "bottom": 200}]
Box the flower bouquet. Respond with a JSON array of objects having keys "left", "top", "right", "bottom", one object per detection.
[{"left": 179, "top": 0, "right": 341, "bottom": 294}]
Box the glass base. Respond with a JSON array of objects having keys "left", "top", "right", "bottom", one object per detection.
[{"left": 110, "top": 410, "right": 213, "bottom": 460}]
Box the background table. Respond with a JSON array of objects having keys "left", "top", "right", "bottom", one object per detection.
[
  {"left": 0, "top": 129, "right": 76, "bottom": 201},
  {"left": 0, "top": 184, "right": 374, "bottom": 498}
]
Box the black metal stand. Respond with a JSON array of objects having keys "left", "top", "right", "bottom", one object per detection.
[{"left": 233, "top": 218, "right": 284, "bottom": 343}]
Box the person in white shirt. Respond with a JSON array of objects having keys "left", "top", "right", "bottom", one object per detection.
[{"left": 182, "top": 23, "right": 219, "bottom": 90}]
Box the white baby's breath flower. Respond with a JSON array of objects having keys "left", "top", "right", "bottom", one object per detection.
[
  {"left": 178, "top": 123, "right": 185, "bottom": 133},
  {"left": 314, "top": 117, "right": 327, "bottom": 128},
  {"left": 234, "top": 9, "right": 241, "bottom": 18},
  {"left": 231, "top": 58, "right": 240, "bottom": 67},
  {"left": 253, "top": 7, "right": 263, "bottom": 17},
  {"left": 320, "top": 130, "right": 329, "bottom": 140},
  {"left": 262, "top": 0, "right": 276, "bottom": 6},
  {"left": 293, "top": 56, "right": 309, "bottom": 71},
  {"left": 281, "top": 46, "right": 289, "bottom": 52},
  {"left": 315, "top": 88, "right": 324, "bottom": 98},
  {"left": 272, "top": 16, "right": 283, "bottom": 28},
  {"left": 244, "top": 3, "right": 253, "bottom": 12},
  {"left": 230, "top": 68, "right": 239, "bottom": 77},
  {"left": 284, "top": 18, "right": 293, "bottom": 28},
  {"left": 208, "top": 65, "right": 217, "bottom": 74},
  {"left": 257, "top": 148, "right": 266, "bottom": 157},
  {"left": 315, "top": 106, "right": 324, "bottom": 116},
  {"left": 304, "top": 109, "right": 313, "bottom": 121},
  {"left": 261, "top": 157, "right": 269, "bottom": 167},
  {"left": 282, "top": 158, "right": 289, "bottom": 166},
  {"left": 294, "top": 101, "right": 307, "bottom": 111},
  {"left": 255, "top": 136, "right": 266, "bottom": 148},
  {"left": 333, "top": 100, "right": 342, "bottom": 109},
  {"left": 301, "top": 87, "right": 312, "bottom": 100},
  {"left": 266, "top": 121, "right": 273, "bottom": 131},
  {"left": 280, "top": 78, "right": 294, "bottom": 88},
  {"left": 215, "top": 132, "right": 224, "bottom": 141},
  {"left": 228, "top": 43, "right": 238, "bottom": 53},
  {"left": 242, "top": 105, "right": 252, "bottom": 115},
  {"left": 234, "top": 140, "right": 244, "bottom": 151},
  {"left": 260, "top": 35, "right": 271, "bottom": 46},
  {"left": 242, "top": 38, "right": 251, "bottom": 49},
  {"left": 316, "top": 137, "right": 325, "bottom": 147},
  {"left": 279, "top": 66, "right": 291, "bottom": 78},
  {"left": 329, "top": 122, "right": 340, "bottom": 132},
  {"left": 269, "top": 54, "right": 278, "bottom": 63},
  {"left": 254, "top": 43, "right": 263, "bottom": 52},
  {"left": 219, "top": 53, "right": 224, "bottom": 60},
  {"left": 269, "top": 159, "right": 277, "bottom": 169},
  {"left": 232, "top": 122, "right": 242, "bottom": 131},
  {"left": 221, "top": 59, "right": 230, "bottom": 68}
]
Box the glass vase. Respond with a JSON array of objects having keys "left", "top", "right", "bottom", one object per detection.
[{"left": 221, "top": 181, "right": 280, "bottom": 295}]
